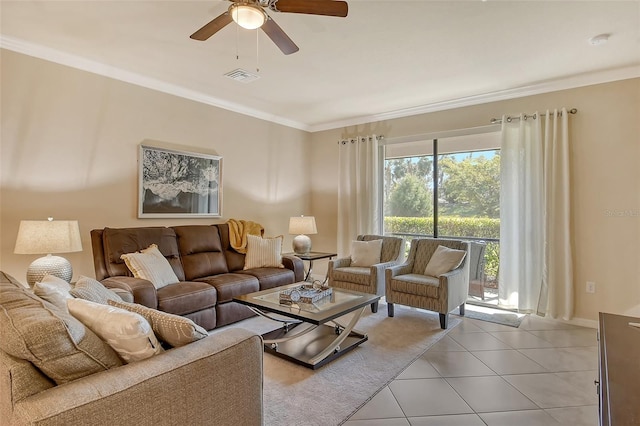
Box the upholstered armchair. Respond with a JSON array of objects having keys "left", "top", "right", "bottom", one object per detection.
[
  {"left": 385, "top": 238, "right": 469, "bottom": 329},
  {"left": 328, "top": 235, "right": 404, "bottom": 313}
]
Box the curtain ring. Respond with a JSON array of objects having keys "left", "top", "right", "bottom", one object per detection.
[{"left": 506, "top": 116, "right": 512, "bottom": 123}]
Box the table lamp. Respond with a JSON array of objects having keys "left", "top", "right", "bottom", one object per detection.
[
  {"left": 289, "top": 216, "right": 317, "bottom": 255},
  {"left": 14, "top": 217, "right": 83, "bottom": 286}
]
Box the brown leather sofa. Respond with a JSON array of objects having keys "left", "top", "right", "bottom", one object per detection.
[{"left": 91, "top": 223, "right": 304, "bottom": 330}]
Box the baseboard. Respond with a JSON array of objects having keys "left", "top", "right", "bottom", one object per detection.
[{"left": 545, "top": 316, "right": 599, "bottom": 329}]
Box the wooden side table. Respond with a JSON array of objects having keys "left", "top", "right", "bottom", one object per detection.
[{"left": 284, "top": 251, "right": 337, "bottom": 282}]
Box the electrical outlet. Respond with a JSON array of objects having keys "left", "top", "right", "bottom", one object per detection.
[{"left": 586, "top": 281, "right": 596, "bottom": 293}]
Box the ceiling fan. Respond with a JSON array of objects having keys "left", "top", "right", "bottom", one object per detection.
[{"left": 190, "top": 0, "right": 348, "bottom": 55}]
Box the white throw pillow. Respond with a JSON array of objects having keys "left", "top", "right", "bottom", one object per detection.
[
  {"left": 350, "top": 239, "right": 383, "bottom": 267},
  {"left": 424, "top": 245, "right": 467, "bottom": 277},
  {"left": 120, "top": 244, "right": 179, "bottom": 289},
  {"left": 33, "top": 275, "right": 74, "bottom": 311},
  {"left": 67, "top": 298, "right": 163, "bottom": 363},
  {"left": 108, "top": 300, "right": 208, "bottom": 348},
  {"left": 244, "top": 234, "right": 284, "bottom": 269}
]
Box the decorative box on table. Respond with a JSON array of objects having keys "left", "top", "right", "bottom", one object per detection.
[{"left": 279, "top": 284, "right": 333, "bottom": 304}]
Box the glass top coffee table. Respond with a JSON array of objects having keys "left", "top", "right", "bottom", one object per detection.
[{"left": 234, "top": 282, "right": 380, "bottom": 369}]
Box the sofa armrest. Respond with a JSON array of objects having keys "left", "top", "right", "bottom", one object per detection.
[
  {"left": 440, "top": 265, "right": 469, "bottom": 312},
  {"left": 385, "top": 262, "right": 413, "bottom": 279},
  {"left": 12, "top": 328, "right": 263, "bottom": 426},
  {"left": 102, "top": 276, "right": 158, "bottom": 309},
  {"left": 329, "top": 257, "right": 352, "bottom": 270},
  {"left": 369, "top": 260, "right": 397, "bottom": 295},
  {"left": 282, "top": 255, "right": 305, "bottom": 282}
]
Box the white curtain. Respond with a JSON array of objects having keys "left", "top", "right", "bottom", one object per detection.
[
  {"left": 541, "top": 109, "right": 573, "bottom": 320},
  {"left": 499, "top": 109, "right": 573, "bottom": 317},
  {"left": 499, "top": 114, "right": 544, "bottom": 311},
  {"left": 337, "top": 135, "right": 381, "bottom": 256}
]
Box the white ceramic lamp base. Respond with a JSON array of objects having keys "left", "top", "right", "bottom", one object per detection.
[
  {"left": 292, "top": 234, "right": 312, "bottom": 255},
  {"left": 26, "top": 254, "right": 73, "bottom": 287}
]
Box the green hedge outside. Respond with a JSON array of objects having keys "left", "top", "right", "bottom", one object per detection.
[{"left": 384, "top": 216, "right": 500, "bottom": 280}]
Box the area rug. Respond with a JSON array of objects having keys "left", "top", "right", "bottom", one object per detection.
[
  {"left": 226, "top": 301, "right": 460, "bottom": 426},
  {"left": 463, "top": 303, "right": 526, "bottom": 328}
]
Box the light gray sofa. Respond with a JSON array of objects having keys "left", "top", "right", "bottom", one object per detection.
[{"left": 0, "top": 271, "right": 263, "bottom": 426}]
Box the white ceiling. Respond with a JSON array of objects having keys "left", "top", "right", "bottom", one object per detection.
[{"left": 1, "top": 1, "right": 639, "bottom": 132}]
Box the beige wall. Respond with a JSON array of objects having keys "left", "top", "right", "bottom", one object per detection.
[
  {"left": 2, "top": 49, "right": 638, "bottom": 323},
  {"left": 1, "top": 50, "right": 311, "bottom": 284},
  {"left": 310, "top": 78, "right": 640, "bottom": 323}
]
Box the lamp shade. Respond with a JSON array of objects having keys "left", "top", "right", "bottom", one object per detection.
[
  {"left": 14, "top": 219, "right": 82, "bottom": 254},
  {"left": 288, "top": 216, "right": 317, "bottom": 235},
  {"left": 14, "top": 219, "right": 83, "bottom": 286}
]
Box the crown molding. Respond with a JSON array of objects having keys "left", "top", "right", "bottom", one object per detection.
[
  {"left": 2, "top": 35, "right": 638, "bottom": 134},
  {"left": 0, "top": 35, "right": 311, "bottom": 132},
  {"left": 308, "top": 64, "right": 640, "bottom": 133}
]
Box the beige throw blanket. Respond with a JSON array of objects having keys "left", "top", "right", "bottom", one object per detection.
[{"left": 227, "top": 219, "right": 264, "bottom": 254}]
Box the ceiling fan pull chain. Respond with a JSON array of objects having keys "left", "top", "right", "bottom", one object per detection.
[
  {"left": 236, "top": 21, "right": 240, "bottom": 60},
  {"left": 256, "top": 29, "right": 260, "bottom": 72}
]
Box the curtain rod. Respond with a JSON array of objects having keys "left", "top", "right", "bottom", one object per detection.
[
  {"left": 490, "top": 108, "right": 577, "bottom": 124},
  {"left": 338, "top": 135, "right": 384, "bottom": 145}
]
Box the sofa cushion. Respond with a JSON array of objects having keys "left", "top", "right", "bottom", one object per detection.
[
  {"left": 217, "top": 223, "right": 248, "bottom": 272},
  {"left": 174, "top": 225, "right": 229, "bottom": 280},
  {"left": 196, "top": 274, "right": 259, "bottom": 303},
  {"left": 156, "top": 281, "right": 218, "bottom": 316},
  {"left": 108, "top": 300, "right": 208, "bottom": 347},
  {"left": 244, "top": 234, "right": 284, "bottom": 269},
  {"left": 70, "top": 275, "right": 123, "bottom": 304},
  {"left": 0, "top": 273, "right": 123, "bottom": 384},
  {"left": 121, "top": 244, "right": 181, "bottom": 289},
  {"left": 102, "top": 227, "right": 185, "bottom": 281},
  {"left": 239, "top": 267, "right": 296, "bottom": 291}
]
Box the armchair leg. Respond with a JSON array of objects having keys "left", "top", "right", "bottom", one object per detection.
[
  {"left": 371, "top": 301, "right": 379, "bottom": 313},
  {"left": 459, "top": 303, "right": 465, "bottom": 316},
  {"left": 439, "top": 313, "right": 448, "bottom": 329},
  {"left": 387, "top": 303, "right": 394, "bottom": 317}
]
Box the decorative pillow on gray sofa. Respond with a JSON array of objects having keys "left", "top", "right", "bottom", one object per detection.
[
  {"left": 33, "top": 274, "right": 74, "bottom": 311},
  {"left": 0, "top": 277, "right": 123, "bottom": 384},
  {"left": 108, "top": 299, "right": 208, "bottom": 347},
  {"left": 70, "top": 275, "right": 122, "bottom": 304}
]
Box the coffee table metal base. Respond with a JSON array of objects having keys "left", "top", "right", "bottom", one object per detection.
[{"left": 250, "top": 306, "right": 368, "bottom": 369}]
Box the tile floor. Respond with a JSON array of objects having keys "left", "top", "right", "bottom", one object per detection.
[{"left": 344, "top": 313, "right": 599, "bottom": 426}]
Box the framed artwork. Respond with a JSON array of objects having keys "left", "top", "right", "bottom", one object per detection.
[{"left": 138, "top": 145, "right": 222, "bottom": 218}]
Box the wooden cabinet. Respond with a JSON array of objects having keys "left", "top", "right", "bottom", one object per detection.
[{"left": 597, "top": 313, "right": 640, "bottom": 426}]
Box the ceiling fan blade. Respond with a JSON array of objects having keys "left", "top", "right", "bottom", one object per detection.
[
  {"left": 261, "top": 17, "right": 299, "bottom": 55},
  {"left": 272, "top": 0, "right": 348, "bottom": 17},
  {"left": 190, "top": 12, "right": 233, "bottom": 41}
]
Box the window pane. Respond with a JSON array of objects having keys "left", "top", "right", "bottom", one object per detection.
[
  {"left": 437, "top": 149, "right": 500, "bottom": 303},
  {"left": 383, "top": 155, "right": 434, "bottom": 238}
]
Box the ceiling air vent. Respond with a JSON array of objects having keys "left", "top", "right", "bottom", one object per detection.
[{"left": 224, "top": 68, "right": 260, "bottom": 83}]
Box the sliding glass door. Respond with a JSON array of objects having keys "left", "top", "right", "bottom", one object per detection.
[{"left": 383, "top": 131, "right": 501, "bottom": 304}]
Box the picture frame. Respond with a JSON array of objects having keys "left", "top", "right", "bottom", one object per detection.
[{"left": 138, "top": 144, "right": 222, "bottom": 218}]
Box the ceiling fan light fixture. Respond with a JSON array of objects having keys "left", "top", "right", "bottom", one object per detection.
[{"left": 230, "top": 3, "right": 267, "bottom": 30}]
